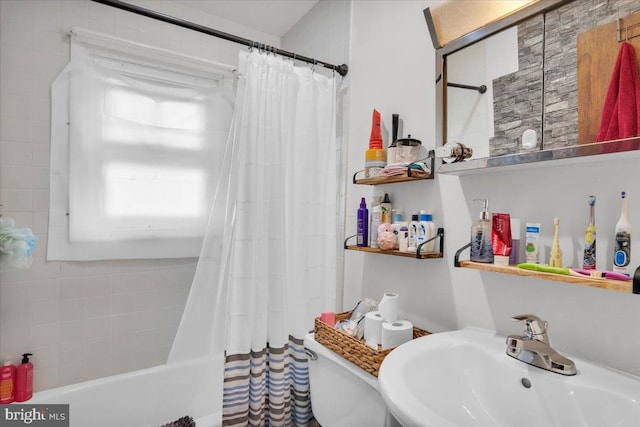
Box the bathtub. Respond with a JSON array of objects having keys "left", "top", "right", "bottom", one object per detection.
[{"left": 28, "top": 356, "right": 223, "bottom": 427}]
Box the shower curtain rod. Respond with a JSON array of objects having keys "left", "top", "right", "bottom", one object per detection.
[{"left": 91, "top": 0, "right": 349, "bottom": 77}]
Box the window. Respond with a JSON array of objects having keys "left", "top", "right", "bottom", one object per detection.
[{"left": 48, "top": 28, "right": 234, "bottom": 260}]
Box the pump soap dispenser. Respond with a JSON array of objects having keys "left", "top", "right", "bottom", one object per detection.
[
  {"left": 471, "top": 199, "right": 494, "bottom": 263},
  {"left": 15, "top": 353, "right": 33, "bottom": 402}
]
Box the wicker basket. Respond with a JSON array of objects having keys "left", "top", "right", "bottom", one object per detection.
[{"left": 313, "top": 311, "right": 430, "bottom": 377}]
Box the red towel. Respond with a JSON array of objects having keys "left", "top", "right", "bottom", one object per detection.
[{"left": 596, "top": 42, "right": 640, "bottom": 152}]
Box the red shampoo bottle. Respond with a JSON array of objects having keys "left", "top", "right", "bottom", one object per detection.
[
  {"left": 0, "top": 360, "right": 16, "bottom": 403},
  {"left": 15, "top": 353, "right": 33, "bottom": 402}
]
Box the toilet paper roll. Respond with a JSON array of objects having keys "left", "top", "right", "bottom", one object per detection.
[
  {"left": 364, "top": 311, "right": 384, "bottom": 349},
  {"left": 378, "top": 292, "right": 399, "bottom": 322},
  {"left": 381, "top": 320, "right": 414, "bottom": 350}
]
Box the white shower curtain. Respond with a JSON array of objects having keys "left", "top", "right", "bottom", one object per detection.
[
  {"left": 220, "top": 50, "right": 337, "bottom": 426},
  {"left": 172, "top": 50, "right": 337, "bottom": 426}
]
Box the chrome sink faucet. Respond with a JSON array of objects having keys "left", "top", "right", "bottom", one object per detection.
[{"left": 506, "top": 315, "right": 577, "bottom": 376}]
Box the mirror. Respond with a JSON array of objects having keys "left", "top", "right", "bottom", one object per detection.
[{"left": 428, "top": 0, "right": 640, "bottom": 173}]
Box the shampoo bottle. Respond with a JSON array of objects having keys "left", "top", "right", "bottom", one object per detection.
[
  {"left": 0, "top": 360, "right": 16, "bottom": 404},
  {"left": 583, "top": 196, "right": 596, "bottom": 270},
  {"left": 381, "top": 193, "right": 392, "bottom": 224},
  {"left": 357, "top": 198, "right": 369, "bottom": 247},
  {"left": 613, "top": 191, "right": 631, "bottom": 275},
  {"left": 15, "top": 353, "right": 33, "bottom": 402},
  {"left": 470, "top": 199, "right": 493, "bottom": 263},
  {"left": 391, "top": 211, "right": 404, "bottom": 249},
  {"left": 417, "top": 210, "right": 436, "bottom": 252},
  {"left": 370, "top": 196, "right": 382, "bottom": 249},
  {"left": 408, "top": 212, "right": 420, "bottom": 252}
]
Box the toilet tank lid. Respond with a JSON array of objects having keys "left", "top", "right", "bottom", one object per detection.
[{"left": 303, "top": 333, "right": 380, "bottom": 390}]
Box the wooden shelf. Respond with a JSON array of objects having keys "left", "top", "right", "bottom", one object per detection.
[
  {"left": 354, "top": 174, "right": 431, "bottom": 185},
  {"left": 458, "top": 261, "right": 633, "bottom": 293},
  {"left": 346, "top": 245, "right": 443, "bottom": 259}
]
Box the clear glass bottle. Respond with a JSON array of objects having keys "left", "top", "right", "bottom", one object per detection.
[{"left": 470, "top": 199, "right": 494, "bottom": 263}]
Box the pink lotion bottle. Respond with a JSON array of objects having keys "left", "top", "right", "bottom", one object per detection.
[
  {"left": 0, "top": 360, "right": 16, "bottom": 404},
  {"left": 15, "top": 353, "right": 33, "bottom": 402}
]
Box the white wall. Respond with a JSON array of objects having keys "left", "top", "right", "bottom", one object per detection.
[
  {"left": 0, "top": 0, "right": 279, "bottom": 392},
  {"left": 344, "top": 0, "right": 640, "bottom": 377}
]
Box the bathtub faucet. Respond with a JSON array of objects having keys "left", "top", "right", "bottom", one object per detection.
[{"left": 505, "top": 314, "right": 577, "bottom": 376}]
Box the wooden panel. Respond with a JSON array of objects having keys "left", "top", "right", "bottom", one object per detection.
[
  {"left": 577, "top": 12, "right": 640, "bottom": 146},
  {"left": 458, "top": 261, "right": 632, "bottom": 293},
  {"left": 354, "top": 174, "right": 431, "bottom": 185},
  {"left": 345, "top": 245, "right": 443, "bottom": 259}
]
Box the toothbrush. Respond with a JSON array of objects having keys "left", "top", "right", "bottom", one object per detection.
[
  {"left": 569, "top": 268, "right": 631, "bottom": 281},
  {"left": 549, "top": 217, "right": 562, "bottom": 267}
]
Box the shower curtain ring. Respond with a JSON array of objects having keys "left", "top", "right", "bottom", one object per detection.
[{"left": 249, "top": 41, "right": 254, "bottom": 52}]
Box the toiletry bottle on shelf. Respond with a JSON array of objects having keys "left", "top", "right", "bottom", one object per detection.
[
  {"left": 417, "top": 210, "right": 428, "bottom": 248},
  {"left": 417, "top": 210, "right": 436, "bottom": 252},
  {"left": 364, "top": 109, "right": 386, "bottom": 178},
  {"left": 424, "top": 212, "right": 436, "bottom": 252},
  {"left": 370, "top": 196, "right": 382, "bottom": 249},
  {"left": 583, "top": 196, "right": 596, "bottom": 270},
  {"left": 0, "top": 360, "right": 16, "bottom": 404},
  {"left": 381, "top": 193, "right": 392, "bottom": 224},
  {"left": 470, "top": 199, "right": 493, "bottom": 263},
  {"left": 509, "top": 218, "right": 521, "bottom": 265},
  {"left": 398, "top": 226, "right": 409, "bottom": 252},
  {"left": 15, "top": 353, "right": 33, "bottom": 402},
  {"left": 391, "top": 211, "right": 405, "bottom": 249},
  {"left": 525, "top": 222, "right": 541, "bottom": 263},
  {"left": 613, "top": 191, "right": 631, "bottom": 275},
  {"left": 357, "top": 198, "right": 369, "bottom": 247},
  {"left": 408, "top": 212, "right": 420, "bottom": 252}
]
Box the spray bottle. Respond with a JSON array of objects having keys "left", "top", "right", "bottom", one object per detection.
[
  {"left": 583, "top": 196, "right": 596, "bottom": 270},
  {"left": 613, "top": 191, "right": 631, "bottom": 275},
  {"left": 357, "top": 198, "right": 369, "bottom": 247}
]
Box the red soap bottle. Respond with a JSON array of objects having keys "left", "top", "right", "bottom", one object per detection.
[
  {"left": 0, "top": 360, "right": 16, "bottom": 403},
  {"left": 15, "top": 353, "right": 33, "bottom": 402}
]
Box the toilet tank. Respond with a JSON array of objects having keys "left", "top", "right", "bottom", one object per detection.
[{"left": 304, "top": 333, "right": 390, "bottom": 427}]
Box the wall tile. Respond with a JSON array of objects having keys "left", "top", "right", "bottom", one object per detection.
[
  {"left": 86, "top": 317, "right": 111, "bottom": 338},
  {"left": 0, "top": 92, "right": 31, "bottom": 120},
  {"left": 0, "top": 142, "right": 32, "bottom": 166},
  {"left": 29, "top": 300, "right": 60, "bottom": 326},
  {"left": 29, "top": 279, "right": 60, "bottom": 303},
  {"left": 0, "top": 117, "right": 32, "bottom": 143},
  {"left": 31, "top": 143, "right": 49, "bottom": 167},
  {"left": 59, "top": 320, "right": 86, "bottom": 343},
  {"left": 59, "top": 276, "right": 86, "bottom": 300},
  {"left": 86, "top": 296, "right": 112, "bottom": 319},
  {"left": 58, "top": 360, "right": 87, "bottom": 387},
  {"left": 59, "top": 298, "right": 86, "bottom": 322},
  {"left": 2, "top": 189, "right": 32, "bottom": 212},
  {"left": 0, "top": 165, "right": 32, "bottom": 189},
  {"left": 30, "top": 325, "right": 61, "bottom": 350}
]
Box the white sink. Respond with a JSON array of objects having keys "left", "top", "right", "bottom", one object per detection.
[{"left": 378, "top": 328, "right": 640, "bottom": 427}]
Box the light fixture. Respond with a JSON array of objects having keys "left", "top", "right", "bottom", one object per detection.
[{"left": 425, "top": 0, "right": 535, "bottom": 49}]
